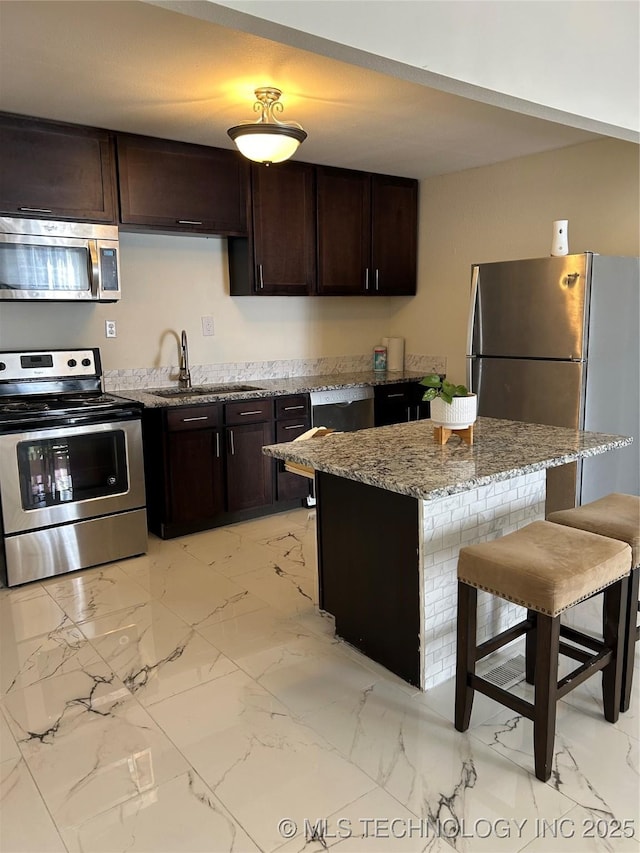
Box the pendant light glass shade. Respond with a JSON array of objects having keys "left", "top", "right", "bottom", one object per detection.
[{"left": 227, "top": 87, "right": 307, "bottom": 166}]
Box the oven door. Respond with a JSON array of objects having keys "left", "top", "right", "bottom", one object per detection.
[{"left": 0, "top": 419, "right": 145, "bottom": 534}]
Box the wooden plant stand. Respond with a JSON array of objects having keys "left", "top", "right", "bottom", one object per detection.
[{"left": 434, "top": 424, "right": 474, "bottom": 446}]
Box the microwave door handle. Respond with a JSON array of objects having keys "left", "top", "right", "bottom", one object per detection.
[{"left": 87, "top": 241, "right": 100, "bottom": 297}]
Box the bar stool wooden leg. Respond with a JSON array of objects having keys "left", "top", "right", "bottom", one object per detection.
[
  {"left": 525, "top": 608, "right": 537, "bottom": 684},
  {"left": 621, "top": 568, "right": 639, "bottom": 713},
  {"left": 534, "top": 614, "right": 560, "bottom": 783},
  {"left": 602, "top": 577, "right": 627, "bottom": 722},
  {"left": 455, "top": 582, "right": 477, "bottom": 732}
]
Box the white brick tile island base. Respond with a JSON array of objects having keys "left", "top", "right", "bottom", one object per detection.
[{"left": 420, "top": 471, "right": 546, "bottom": 688}]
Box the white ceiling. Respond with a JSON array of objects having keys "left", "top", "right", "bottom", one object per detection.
[{"left": 0, "top": 0, "right": 600, "bottom": 179}]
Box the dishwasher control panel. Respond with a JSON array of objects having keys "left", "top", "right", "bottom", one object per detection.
[{"left": 309, "top": 386, "right": 374, "bottom": 406}]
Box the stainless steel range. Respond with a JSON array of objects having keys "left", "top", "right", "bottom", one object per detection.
[{"left": 0, "top": 348, "right": 147, "bottom": 586}]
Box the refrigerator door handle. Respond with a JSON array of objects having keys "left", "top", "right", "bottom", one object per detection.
[
  {"left": 466, "top": 355, "right": 476, "bottom": 392},
  {"left": 467, "top": 265, "right": 480, "bottom": 358}
]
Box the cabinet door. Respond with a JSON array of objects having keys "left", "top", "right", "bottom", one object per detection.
[
  {"left": 117, "top": 134, "right": 248, "bottom": 235},
  {"left": 374, "top": 383, "right": 414, "bottom": 426},
  {"left": 0, "top": 114, "right": 117, "bottom": 222},
  {"left": 316, "top": 167, "right": 370, "bottom": 295},
  {"left": 225, "top": 421, "right": 274, "bottom": 512},
  {"left": 167, "top": 429, "right": 224, "bottom": 524},
  {"left": 250, "top": 162, "right": 316, "bottom": 295},
  {"left": 371, "top": 175, "right": 418, "bottom": 296}
]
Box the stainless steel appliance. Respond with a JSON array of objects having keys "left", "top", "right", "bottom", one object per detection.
[
  {"left": 0, "top": 217, "right": 120, "bottom": 301},
  {"left": 310, "top": 386, "right": 375, "bottom": 432},
  {"left": 0, "top": 348, "right": 147, "bottom": 586},
  {"left": 467, "top": 253, "right": 640, "bottom": 512}
]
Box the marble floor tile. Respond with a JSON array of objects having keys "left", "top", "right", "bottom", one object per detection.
[
  {"left": 174, "top": 525, "right": 281, "bottom": 578},
  {"left": 302, "top": 679, "right": 578, "bottom": 853},
  {"left": 0, "top": 621, "right": 101, "bottom": 697},
  {"left": 196, "top": 604, "right": 315, "bottom": 676},
  {"left": 273, "top": 786, "right": 456, "bottom": 853},
  {"left": 1, "top": 508, "right": 638, "bottom": 853},
  {"left": 61, "top": 770, "right": 260, "bottom": 853},
  {"left": 471, "top": 701, "right": 640, "bottom": 825},
  {"left": 41, "top": 564, "right": 151, "bottom": 624},
  {"left": 0, "top": 756, "right": 66, "bottom": 852},
  {"left": 0, "top": 709, "right": 20, "bottom": 763},
  {"left": 237, "top": 554, "right": 318, "bottom": 619},
  {"left": 1, "top": 665, "right": 189, "bottom": 829},
  {"left": 0, "top": 586, "right": 72, "bottom": 643},
  {"left": 147, "top": 669, "right": 377, "bottom": 852},
  {"left": 78, "top": 599, "right": 238, "bottom": 706}
]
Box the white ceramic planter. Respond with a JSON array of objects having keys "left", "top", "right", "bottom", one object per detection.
[{"left": 430, "top": 393, "right": 477, "bottom": 430}]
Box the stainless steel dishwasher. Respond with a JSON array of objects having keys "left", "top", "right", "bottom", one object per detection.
[{"left": 309, "top": 386, "right": 374, "bottom": 432}]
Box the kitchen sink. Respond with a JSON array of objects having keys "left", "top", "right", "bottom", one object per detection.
[{"left": 150, "top": 384, "right": 264, "bottom": 398}]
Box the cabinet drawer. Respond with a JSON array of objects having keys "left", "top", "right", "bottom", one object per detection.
[
  {"left": 275, "top": 394, "right": 309, "bottom": 420},
  {"left": 376, "top": 384, "right": 413, "bottom": 404},
  {"left": 276, "top": 420, "right": 309, "bottom": 442},
  {"left": 166, "top": 405, "right": 220, "bottom": 431},
  {"left": 225, "top": 398, "right": 272, "bottom": 425}
]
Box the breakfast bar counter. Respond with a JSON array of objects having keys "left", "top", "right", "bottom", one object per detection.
[{"left": 263, "top": 417, "right": 632, "bottom": 689}]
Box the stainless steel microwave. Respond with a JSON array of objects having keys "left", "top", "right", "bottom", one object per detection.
[{"left": 0, "top": 217, "right": 121, "bottom": 302}]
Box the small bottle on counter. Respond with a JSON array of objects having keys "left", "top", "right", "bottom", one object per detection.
[{"left": 373, "top": 345, "right": 387, "bottom": 372}]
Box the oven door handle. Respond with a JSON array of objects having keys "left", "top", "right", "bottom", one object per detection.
[{"left": 87, "top": 240, "right": 100, "bottom": 297}]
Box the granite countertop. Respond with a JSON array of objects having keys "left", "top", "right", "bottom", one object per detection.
[
  {"left": 115, "top": 370, "right": 426, "bottom": 408},
  {"left": 262, "top": 417, "right": 633, "bottom": 501}
]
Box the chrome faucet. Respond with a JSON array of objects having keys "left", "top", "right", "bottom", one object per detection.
[{"left": 178, "top": 329, "right": 191, "bottom": 389}]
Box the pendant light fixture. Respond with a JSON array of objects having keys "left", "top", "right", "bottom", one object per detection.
[{"left": 227, "top": 87, "right": 307, "bottom": 166}]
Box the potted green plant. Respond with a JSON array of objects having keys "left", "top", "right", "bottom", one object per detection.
[{"left": 420, "top": 374, "right": 477, "bottom": 429}]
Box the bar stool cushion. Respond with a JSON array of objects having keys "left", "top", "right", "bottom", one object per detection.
[
  {"left": 548, "top": 493, "right": 640, "bottom": 568},
  {"left": 458, "top": 521, "right": 631, "bottom": 617}
]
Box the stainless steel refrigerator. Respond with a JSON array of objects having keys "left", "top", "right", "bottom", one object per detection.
[{"left": 466, "top": 253, "right": 639, "bottom": 514}]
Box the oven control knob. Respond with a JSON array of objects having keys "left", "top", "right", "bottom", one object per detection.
[
  {"left": 81, "top": 358, "right": 91, "bottom": 367},
  {"left": 67, "top": 359, "right": 77, "bottom": 368},
  {"left": 0, "top": 362, "right": 5, "bottom": 371}
]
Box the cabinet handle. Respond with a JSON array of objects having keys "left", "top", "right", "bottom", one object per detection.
[
  {"left": 284, "top": 423, "right": 306, "bottom": 430},
  {"left": 215, "top": 432, "right": 220, "bottom": 458},
  {"left": 283, "top": 405, "right": 304, "bottom": 411},
  {"left": 375, "top": 269, "right": 380, "bottom": 291},
  {"left": 416, "top": 405, "right": 421, "bottom": 421},
  {"left": 228, "top": 429, "right": 235, "bottom": 455},
  {"left": 19, "top": 206, "right": 52, "bottom": 213},
  {"left": 239, "top": 410, "right": 263, "bottom": 416},
  {"left": 365, "top": 268, "right": 370, "bottom": 291},
  {"left": 407, "top": 407, "right": 411, "bottom": 422},
  {"left": 176, "top": 219, "right": 203, "bottom": 225},
  {"left": 257, "top": 264, "right": 264, "bottom": 290},
  {"left": 387, "top": 393, "right": 404, "bottom": 399},
  {"left": 182, "top": 416, "right": 208, "bottom": 423}
]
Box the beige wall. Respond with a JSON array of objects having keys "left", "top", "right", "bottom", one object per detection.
[
  {"left": 0, "top": 138, "right": 637, "bottom": 377},
  {"left": 393, "top": 138, "right": 640, "bottom": 385},
  {"left": 0, "top": 233, "right": 400, "bottom": 371}
]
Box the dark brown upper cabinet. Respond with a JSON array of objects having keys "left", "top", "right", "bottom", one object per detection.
[
  {"left": 317, "top": 167, "right": 371, "bottom": 295},
  {"left": 317, "top": 167, "right": 418, "bottom": 296},
  {"left": 371, "top": 174, "right": 418, "bottom": 296},
  {"left": 0, "top": 113, "right": 117, "bottom": 223},
  {"left": 116, "top": 133, "right": 248, "bottom": 235},
  {"left": 228, "top": 161, "right": 316, "bottom": 295}
]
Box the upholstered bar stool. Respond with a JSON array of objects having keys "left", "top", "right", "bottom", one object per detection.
[
  {"left": 548, "top": 493, "right": 640, "bottom": 712},
  {"left": 455, "top": 520, "right": 631, "bottom": 782}
]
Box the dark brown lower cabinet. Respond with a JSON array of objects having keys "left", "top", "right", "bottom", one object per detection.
[
  {"left": 225, "top": 421, "right": 274, "bottom": 512},
  {"left": 275, "top": 394, "right": 311, "bottom": 503},
  {"left": 167, "top": 429, "right": 224, "bottom": 524},
  {"left": 143, "top": 395, "right": 309, "bottom": 539}
]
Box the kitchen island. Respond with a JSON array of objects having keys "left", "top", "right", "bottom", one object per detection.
[{"left": 263, "top": 417, "right": 633, "bottom": 689}]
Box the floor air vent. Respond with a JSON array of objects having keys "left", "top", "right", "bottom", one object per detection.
[{"left": 481, "top": 654, "right": 526, "bottom": 688}]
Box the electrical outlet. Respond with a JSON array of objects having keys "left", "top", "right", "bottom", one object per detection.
[
  {"left": 105, "top": 320, "right": 117, "bottom": 338},
  {"left": 201, "top": 315, "right": 214, "bottom": 336}
]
